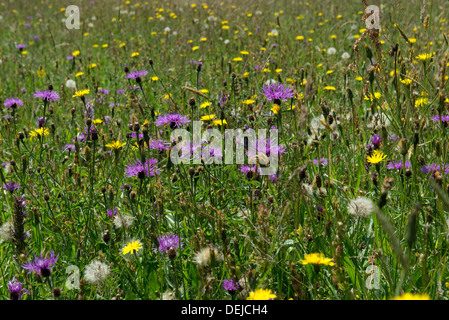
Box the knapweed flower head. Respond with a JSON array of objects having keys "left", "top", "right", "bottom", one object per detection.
[
  {"left": 63, "top": 144, "right": 75, "bottom": 153},
  {"left": 125, "top": 69, "right": 148, "bottom": 80},
  {"left": 22, "top": 250, "right": 59, "bottom": 277},
  {"left": 3, "top": 182, "right": 20, "bottom": 193},
  {"left": 370, "top": 134, "right": 382, "bottom": 147},
  {"left": 421, "top": 163, "right": 449, "bottom": 176},
  {"left": 222, "top": 278, "right": 240, "bottom": 295},
  {"left": 155, "top": 113, "right": 190, "bottom": 129},
  {"left": 312, "top": 158, "right": 328, "bottom": 166},
  {"left": 33, "top": 90, "right": 60, "bottom": 102},
  {"left": 300, "top": 253, "right": 335, "bottom": 267},
  {"left": 431, "top": 115, "right": 449, "bottom": 122},
  {"left": 124, "top": 158, "right": 159, "bottom": 178},
  {"left": 106, "top": 208, "right": 117, "bottom": 216},
  {"left": 391, "top": 293, "right": 430, "bottom": 300},
  {"left": 8, "top": 277, "right": 29, "bottom": 300},
  {"left": 247, "top": 136, "right": 285, "bottom": 159},
  {"left": 156, "top": 233, "right": 181, "bottom": 253},
  {"left": 148, "top": 139, "right": 169, "bottom": 153},
  {"left": 347, "top": 197, "right": 375, "bottom": 218},
  {"left": 122, "top": 239, "right": 143, "bottom": 255},
  {"left": 387, "top": 160, "right": 411, "bottom": 170},
  {"left": 4, "top": 98, "right": 23, "bottom": 109},
  {"left": 366, "top": 150, "right": 387, "bottom": 164},
  {"left": 247, "top": 288, "right": 276, "bottom": 300},
  {"left": 261, "top": 82, "right": 294, "bottom": 104}
]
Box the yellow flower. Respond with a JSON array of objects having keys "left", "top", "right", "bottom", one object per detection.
[
  {"left": 301, "top": 253, "right": 335, "bottom": 267},
  {"left": 247, "top": 289, "right": 276, "bottom": 300},
  {"left": 36, "top": 69, "right": 46, "bottom": 78},
  {"left": 240, "top": 50, "right": 249, "bottom": 55},
  {"left": 131, "top": 52, "right": 139, "bottom": 57},
  {"left": 416, "top": 52, "right": 434, "bottom": 61},
  {"left": 163, "top": 93, "right": 172, "bottom": 99},
  {"left": 119, "top": 42, "right": 126, "bottom": 47},
  {"left": 75, "top": 72, "right": 84, "bottom": 77},
  {"left": 326, "top": 70, "right": 333, "bottom": 75},
  {"left": 400, "top": 78, "right": 412, "bottom": 85},
  {"left": 102, "top": 44, "right": 108, "bottom": 48},
  {"left": 201, "top": 114, "right": 216, "bottom": 121},
  {"left": 151, "top": 76, "right": 159, "bottom": 81},
  {"left": 122, "top": 240, "right": 143, "bottom": 255},
  {"left": 212, "top": 119, "right": 227, "bottom": 126},
  {"left": 415, "top": 97, "right": 428, "bottom": 107},
  {"left": 271, "top": 104, "right": 280, "bottom": 115},
  {"left": 323, "top": 86, "right": 336, "bottom": 91},
  {"left": 29, "top": 127, "right": 50, "bottom": 139},
  {"left": 200, "top": 101, "right": 211, "bottom": 108},
  {"left": 72, "top": 89, "right": 90, "bottom": 98},
  {"left": 366, "top": 150, "right": 387, "bottom": 164},
  {"left": 199, "top": 89, "right": 209, "bottom": 93},
  {"left": 391, "top": 293, "right": 430, "bottom": 300},
  {"left": 408, "top": 38, "right": 417, "bottom": 44},
  {"left": 105, "top": 141, "right": 126, "bottom": 150},
  {"left": 233, "top": 57, "right": 243, "bottom": 62},
  {"left": 222, "top": 25, "right": 230, "bottom": 30},
  {"left": 72, "top": 50, "right": 80, "bottom": 56},
  {"left": 276, "top": 68, "right": 283, "bottom": 73},
  {"left": 192, "top": 46, "right": 199, "bottom": 51},
  {"left": 200, "top": 37, "right": 207, "bottom": 42},
  {"left": 89, "top": 63, "right": 97, "bottom": 69},
  {"left": 355, "top": 76, "right": 363, "bottom": 81},
  {"left": 21, "top": 51, "right": 28, "bottom": 55},
  {"left": 92, "top": 119, "right": 102, "bottom": 124},
  {"left": 243, "top": 99, "right": 255, "bottom": 104}
]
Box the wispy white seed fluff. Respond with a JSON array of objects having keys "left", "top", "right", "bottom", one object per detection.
[
  {"left": 113, "top": 213, "right": 135, "bottom": 229},
  {"left": 341, "top": 52, "right": 351, "bottom": 60},
  {"left": 194, "top": 246, "right": 223, "bottom": 266},
  {"left": 65, "top": 79, "right": 76, "bottom": 89},
  {"left": 0, "top": 220, "right": 13, "bottom": 242},
  {"left": 348, "top": 197, "right": 376, "bottom": 218},
  {"left": 84, "top": 260, "right": 110, "bottom": 285},
  {"left": 327, "top": 47, "right": 337, "bottom": 55}
]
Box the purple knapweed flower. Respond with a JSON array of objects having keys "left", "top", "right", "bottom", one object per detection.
[
  {"left": 33, "top": 90, "right": 60, "bottom": 103},
  {"left": 8, "top": 278, "right": 29, "bottom": 300},
  {"left": 388, "top": 135, "right": 399, "bottom": 141},
  {"left": 156, "top": 233, "right": 181, "bottom": 253},
  {"left": 421, "top": 163, "right": 449, "bottom": 176},
  {"left": 148, "top": 139, "right": 169, "bottom": 153},
  {"left": 155, "top": 113, "right": 190, "bottom": 129},
  {"left": 4, "top": 98, "right": 23, "bottom": 109},
  {"left": 63, "top": 144, "right": 75, "bottom": 153},
  {"left": 125, "top": 70, "right": 148, "bottom": 80},
  {"left": 222, "top": 278, "right": 240, "bottom": 295},
  {"left": 261, "top": 83, "right": 295, "bottom": 104},
  {"left": 124, "top": 158, "right": 159, "bottom": 178},
  {"left": 3, "top": 182, "right": 20, "bottom": 193},
  {"left": 247, "top": 137, "right": 286, "bottom": 158},
  {"left": 22, "top": 251, "right": 59, "bottom": 277},
  {"left": 312, "top": 158, "right": 328, "bottom": 166},
  {"left": 16, "top": 44, "right": 26, "bottom": 50},
  {"left": 67, "top": 55, "right": 74, "bottom": 60},
  {"left": 387, "top": 160, "right": 412, "bottom": 170},
  {"left": 431, "top": 115, "right": 449, "bottom": 122},
  {"left": 106, "top": 208, "right": 117, "bottom": 216},
  {"left": 370, "top": 134, "right": 382, "bottom": 147}
]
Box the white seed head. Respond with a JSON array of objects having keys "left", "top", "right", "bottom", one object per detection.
[
  {"left": 348, "top": 197, "right": 376, "bottom": 218},
  {"left": 84, "top": 260, "right": 110, "bottom": 285}
]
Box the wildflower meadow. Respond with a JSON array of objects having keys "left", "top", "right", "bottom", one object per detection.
[{"left": 1, "top": 0, "right": 449, "bottom": 303}]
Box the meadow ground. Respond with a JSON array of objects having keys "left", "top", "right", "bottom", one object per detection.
[{"left": 0, "top": 0, "right": 448, "bottom": 301}]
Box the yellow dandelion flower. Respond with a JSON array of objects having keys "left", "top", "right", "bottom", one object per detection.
[
  {"left": 92, "top": 119, "right": 102, "bottom": 124},
  {"left": 89, "top": 63, "right": 97, "bottom": 69},
  {"left": 391, "top": 293, "right": 430, "bottom": 300},
  {"left": 200, "top": 114, "right": 216, "bottom": 121},
  {"left": 222, "top": 25, "right": 230, "bottom": 30},
  {"left": 151, "top": 76, "right": 159, "bottom": 81},
  {"left": 200, "top": 101, "right": 211, "bottom": 108},
  {"left": 415, "top": 97, "right": 428, "bottom": 107},
  {"left": 271, "top": 104, "right": 280, "bottom": 115},
  {"left": 72, "top": 50, "right": 80, "bottom": 56},
  {"left": 131, "top": 52, "right": 139, "bottom": 57},
  {"left": 192, "top": 46, "right": 199, "bottom": 51},
  {"left": 75, "top": 72, "right": 84, "bottom": 77},
  {"left": 366, "top": 150, "right": 387, "bottom": 164},
  {"left": 119, "top": 42, "right": 126, "bottom": 47},
  {"left": 323, "top": 86, "right": 336, "bottom": 91},
  {"left": 36, "top": 69, "right": 46, "bottom": 78},
  {"left": 105, "top": 141, "right": 126, "bottom": 150},
  {"left": 416, "top": 52, "right": 434, "bottom": 61},
  {"left": 233, "top": 57, "right": 243, "bottom": 62},
  {"left": 326, "top": 70, "right": 334, "bottom": 74},
  {"left": 243, "top": 99, "right": 255, "bottom": 105},
  {"left": 29, "top": 127, "right": 50, "bottom": 139},
  {"left": 199, "top": 89, "right": 209, "bottom": 93},
  {"left": 400, "top": 78, "right": 412, "bottom": 85},
  {"left": 200, "top": 37, "right": 207, "bottom": 42},
  {"left": 240, "top": 51, "right": 249, "bottom": 55},
  {"left": 122, "top": 240, "right": 143, "bottom": 255},
  {"left": 276, "top": 68, "right": 283, "bottom": 73},
  {"left": 247, "top": 289, "right": 276, "bottom": 300},
  {"left": 102, "top": 44, "right": 108, "bottom": 48},
  {"left": 355, "top": 76, "right": 363, "bottom": 81},
  {"left": 212, "top": 119, "right": 227, "bottom": 126},
  {"left": 72, "top": 89, "right": 90, "bottom": 98},
  {"left": 301, "top": 253, "right": 335, "bottom": 266}
]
